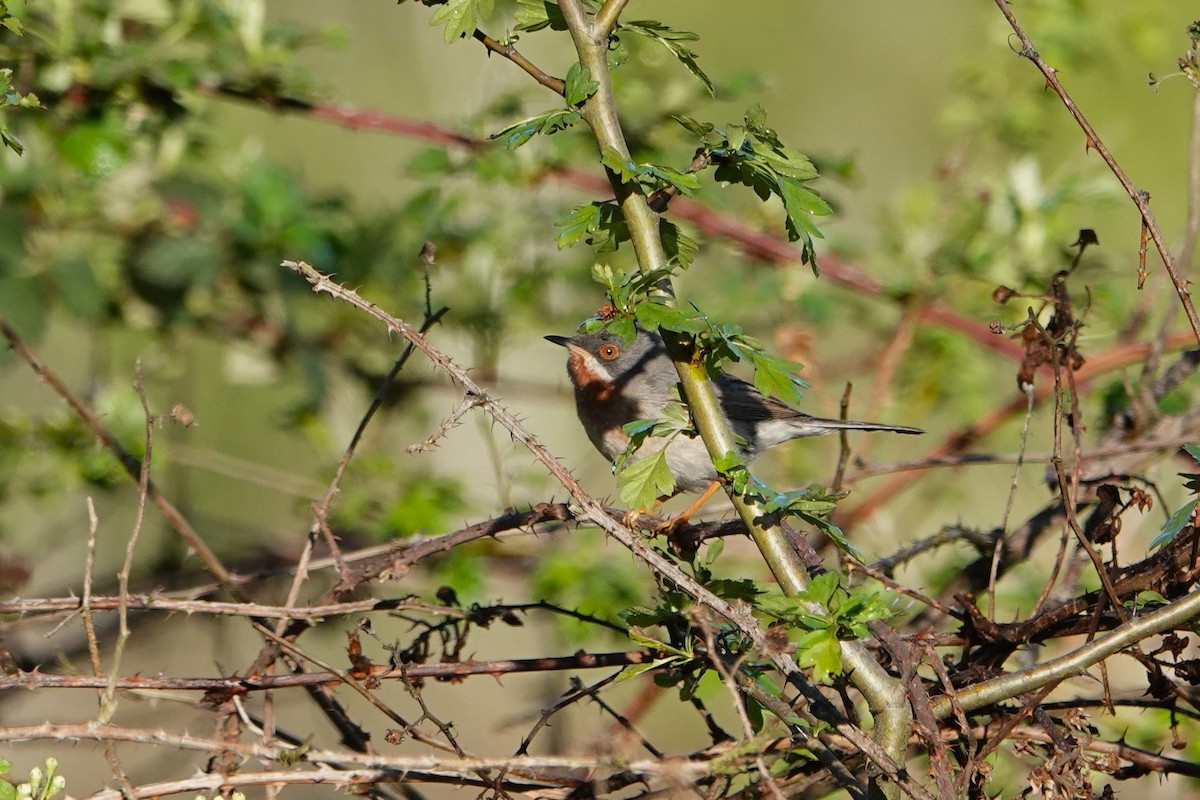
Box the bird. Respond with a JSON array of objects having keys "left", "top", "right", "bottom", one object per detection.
[{"left": 546, "top": 327, "right": 923, "bottom": 498}]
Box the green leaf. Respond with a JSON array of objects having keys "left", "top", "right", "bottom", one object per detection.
[
  {"left": 429, "top": 0, "right": 494, "bottom": 43},
  {"left": 557, "top": 202, "right": 603, "bottom": 248},
  {"left": 704, "top": 578, "right": 761, "bottom": 601},
  {"left": 621, "top": 20, "right": 714, "bottom": 96},
  {"left": 745, "top": 695, "right": 765, "bottom": 732},
  {"left": 1151, "top": 497, "right": 1198, "bottom": 550},
  {"left": 762, "top": 489, "right": 836, "bottom": 518},
  {"left": 614, "top": 660, "right": 667, "bottom": 683},
  {"left": 713, "top": 450, "right": 742, "bottom": 474},
  {"left": 642, "top": 163, "right": 701, "bottom": 195},
  {"left": 634, "top": 302, "right": 707, "bottom": 334},
  {"left": 797, "top": 570, "right": 841, "bottom": 607},
  {"left": 628, "top": 628, "right": 690, "bottom": 658},
  {"left": 702, "top": 536, "right": 724, "bottom": 566},
  {"left": 746, "top": 348, "right": 807, "bottom": 405},
  {"left": 777, "top": 174, "right": 833, "bottom": 219},
  {"left": 660, "top": 218, "right": 699, "bottom": 268},
  {"left": 490, "top": 108, "right": 581, "bottom": 149},
  {"left": 1, "top": 127, "right": 24, "bottom": 156},
  {"left": 745, "top": 103, "right": 767, "bottom": 131},
  {"left": 564, "top": 61, "right": 599, "bottom": 106},
  {"left": 795, "top": 627, "right": 843, "bottom": 684},
  {"left": 1125, "top": 590, "right": 1169, "bottom": 610},
  {"left": 599, "top": 146, "right": 639, "bottom": 183},
  {"left": 513, "top": 0, "right": 566, "bottom": 32},
  {"left": 606, "top": 315, "right": 637, "bottom": 344},
  {"left": 618, "top": 448, "right": 676, "bottom": 509},
  {"left": 803, "top": 514, "right": 862, "bottom": 559},
  {"left": 759, "top": 146, "right": 819, "bottom": 181},
  {"left": 672, "top": 114, "right": 715, "bottom": 139}
]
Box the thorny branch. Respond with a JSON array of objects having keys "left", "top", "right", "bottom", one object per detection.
[{"left": 993, "top": 0, "right": 1200, "bottom": 346}]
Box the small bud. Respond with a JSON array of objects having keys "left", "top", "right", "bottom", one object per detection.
[
  {"left": 992, "top": 285, "right": 1016, "bottom": 304},
  {"left": 170, "top": 404, "right": 197, "bottom": 427}
]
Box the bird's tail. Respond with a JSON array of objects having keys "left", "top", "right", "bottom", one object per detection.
[{"left": 791, "top": 416, "right": 924, "bottom": 437}]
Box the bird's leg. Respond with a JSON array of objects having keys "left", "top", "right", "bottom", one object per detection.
[
  {"left": 669, "top": 480, "right": 722, "bottom": 528},
  {"left": 624, "top": 481, "right": 722, "bottom": 534}
]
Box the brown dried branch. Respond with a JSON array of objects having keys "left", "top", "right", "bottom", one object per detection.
[
  {"left": 0, "top": 317, "right": 244, "bottom": 598},
  {"left": 0, "top": 649, "right": 657, "bottom": 693},
  {"left": 1, "top": 722, "right": 716, "bottom": 799},
  {"left": 993, "top": 0, "right": 1200, "bottom": 346},
  {"left": 278, "top": 260, "right": 925, "bottom": 791}
]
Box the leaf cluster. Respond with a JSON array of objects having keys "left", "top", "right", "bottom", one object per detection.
[
  {"left": 676, "top": 106, "right": 831, "bottom": 268},
  {"left": 754, "top": 572, "right": 894, "bottom": 684}
]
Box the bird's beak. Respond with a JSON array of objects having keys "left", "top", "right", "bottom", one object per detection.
[{"left": 544, "top": 335, "right": 570, "bottom": 347}]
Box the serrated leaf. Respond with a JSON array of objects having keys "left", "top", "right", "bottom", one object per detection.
[
  {"left": 643, "top": 163, "right": 701, "bottom": 195},
  {"left": 803, "top": 514, "right": 862, "bottom": 560},
  {"left": 713, "top": 450, "right": 742, "bottom": 474},
  {"left": 704, "top": 578, "right": 761, "bottom": 601},
  {"left": 1, "top": 127, "right": 24, "bottom": 155},
  {"left": 599, "top": 146, "right": 639, "bottom": 182},
  {"left": 795, "top": 627, "right": 843, "bottom": 684},
  {"left": 556, "top": 202, "right": 603, "bottom": 249},
  {"left": 635, "top": 302, "right": 707, "bottom": 333},
  {"left": 490, "top": 108, "right": 581, "bottom": 149},
  {"left": 614, "top": 660, "right": 664, "bottom": 683},
  {"left": 747, "top": 349, "right": 806, "bottom": 405},
  {"left": 621, "top": 20, "right": 713, "bottom": 96},
  {"left": 745, "top": 103, "right": 767, "bottom": 130},
  {"left": 513, "top": 0, "right": 565, "bottom": 32},
  {"left": 1, "top": 15, "right": 23, "bottom": 35},
  {"left": 618, "top": 448, "right": 676, "bottom": 509},
  {"left": 672, "top": 114, "right": 714, "bottom": 139},
  {"left": 1151, "top": 497, "right": 1198, "bottom": 550},
  {"left": 429, "top": 0, "right": 493, "bottom": 43},
  {"left": 726, "top": 124, "right": 746, "bottom": 151},
  {"left": 762, "top": 489, "right": 836, "bottom": 517},
  {"left": 660, "top": 218, "right": 699, "bottom": 269},
  {"left": 1126, "top": 590, "right": 1168, "bottom": 610},
  {"left": 564, "top": 61, "right": 599, "bottom": 105},
  {"left": 777, "top": 174, "right": 833, "bottom": 219},
  {"left": 607, "top": 315, "right": 636, "bottom": 344},
  {"left": 798, "top": 570, "right": 841, "bottom": 606},
  {"left": 628, "top": 628, "right": 689, "bottom": 658},
  {"left": 760, "top": 146, "right": 819, "bottom": 181},
  {"left": 702, "top": 536, "right": 724, "bottom": 566}
]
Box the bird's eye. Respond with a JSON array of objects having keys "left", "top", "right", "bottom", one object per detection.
[{"left": 598, "top": 344, "right": 620, "bottom": 360}]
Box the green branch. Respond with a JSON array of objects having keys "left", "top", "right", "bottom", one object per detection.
[
  {"left": 554, "top": 1, "right": 911, "bottom": 791},
  {"left": 934, "top": 587, "right": 1200, "bottom": 718}
]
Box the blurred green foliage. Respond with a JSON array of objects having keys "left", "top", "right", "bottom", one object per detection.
[
  {"left": 0, "top": 0, "right": 1194, "bottom": 606},
  {"left": 0, "top": 0, "right": 1199, "bottom": 793}
]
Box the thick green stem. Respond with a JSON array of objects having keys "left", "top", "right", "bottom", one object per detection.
[
  {"left": 933, "top": 587, "right": 1200, "bottom": 719},
  {"left": 556, "top": 3, "right": 911, "bottom": 790}
]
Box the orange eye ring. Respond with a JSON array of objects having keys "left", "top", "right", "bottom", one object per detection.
[{"left": 597, "top": 344, "right": 620, "bottom": 360}]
